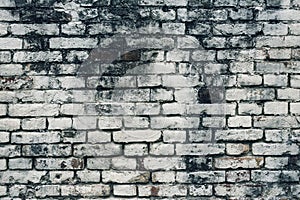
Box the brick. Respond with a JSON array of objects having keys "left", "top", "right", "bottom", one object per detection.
[
  {"left": 252, "top": 170, "right": 299, "bottom": 182},
  {"left": 137, "top": 75, "right": 161, "bottom": 87},
  {"left": 237, "top": 74, "right": 262, "bottom": 86},
  {"left": 151, "top": 117, "right": 199, "bottom": 129},
  {"left": 152, "top": 171, "right": 175, "bottom": 183},
  {"left": 8, "top": 158, "right": 32, "bottom": 169},
  {"left": 124, "top": 117, "right": 149, "bottom": 128},
  {"left": 256, "top": 36, "right": 300, "bottom": 47},
  {"left": 87, "top": 131, "right": 111, "bottom": 143},
  {"left": 0, "top": 118, "right": 20, "bottom": 131},
  {"left": 226, "top": 143, "right": 249, "bottom": 155},
  {"left": 215, "top": 184, "right": 262, "bottom": 197},
  {"left": 11, "top": 132, "right": 61, "bottom": 144},
  {"left": 265, "top": 157, "right": 288, "bottom": 169},
  {"left": 176, "top": 144, "right": 225, "bottom": 155},
  {"left": 229, "top": 8, "right": 253, "bottom": 20},
  {"left": 187, "top": 104, "right": 237, "bottom": 116},
  {"left": 50, "top": 37, "right": 98, "bottom": 49},
  {"left": 267, "top": 0, "right": 290, "bottom": 7},
  {"left": 177, "top": 171, "right": 225, "bottom": 183},
  {"left": 73, "top": 117, "right": 97, "bottom": 130},
  {"left": 0, "top": 171, "right": 46, "bottom": 184},
  {"left": 277, "top": 88, "right": 300, "bottom": 100},
  {"left": 61, "top": 184, "right": 110, "bottom": 196},
  {"left": 113, "top": 185, "right": 136, "bottom": 196},
  {"left": 126, "top": 37, "right": 175, "bottom": 49},
  {"left": 11, "top": 24, "right": 59, "bottom": 35},
  {"left": 0, "top": 159, "right": 6, "bottom": 170},
  {"left": 0, "top": 64, "right": 23, "bottom": 76},
  {"left": 264, "top": 74, "right": 288, "bottom": 87},
  {"left": 87, "top": 158, "right": 111, "bottom": 170},
  {"left": 74, "top": 144, "right": 122, "bottom": 156},
  {"left": 267, "top": 48, "right": 291, "bottom": 59},
  {"left": 77, "top": 170, "right": 100, "bottom": 182},
  {"left": 150, "top": 142, "right": 174, "bottom": 155},
  {"left": 112, "top": 157, "right": 136, "bottom": 170},
  {"left": 229, "top": 62, "right": 254, "bottom": 73},
  {"left": 265, "top": 129, "right": 290, "bottom": 142},
  {"left": 226, "top": 170, "right": 250, "bottom": 182},
  {"left": 13, "top": 51, "right": 62, "bottom": 63},
  {"left": 226, "top": 88, "right": 275, "bottom": 101},
  {"left": 0, "top": 132, "right": 9, "bottom": 143},
  {"left": 228, "top": 116, "right": 252, "bottom": 127},
  {"left": 258, "top": 10, "right": 300, "bottom": 20},
  {"left": 189, "top": 130, "right": 212, "bottom": 142},
  {"left": 35, "top": 158, "right": 84, "bottom": 170},
  {"left": 238, "top": 103, "right": 262, "bottom": 115},
  {"left": 163, "top": 130, "right": 186, "bottom": 143},
  {"left": 48, "top": 118, "right": 72, "bottom": 130},
  {"left": 124, "top": 143, "right": 148, "bottom": 156},
  {"left": 22, "top": 144, "right": 71, "bottom": 156},
  {"left": 35, "top": 185, "right": 60, "bottom": 197},
  {"left": 162, "top": 23, "right": 185, "bottom": 35},
  {"left": 0, "top": 0, "right": 15, "bottom": 7},
  {"left": 263, "top": 23, "right": 288, "bottom": 35},
  {"left": 192, "top": 50, "right": 216, "bottom": 61},
  {"left": 162, "top": 75, "right": 200, "bottom": 87},
  {"left": 253, "top": 143, "right": 299, "bottom": 155},
  {"left": 21, "top": 118, "right": 46, "bottom": 130},
  {"left": 0, "top": 51, "right": 11, "bottom": 63},
  {"left": 264, "top": 102, "right": 288, "bottom": 115},
  {"left": 177, "top": 36, "right": 200, "bottom": 48},
  {"left": 139, "top": 185, "right": 187, "bottom": 197},
  {"left": 102, "top": 171, "right": 150, "bottom": 183},
  {"left": 62, "top": 23, "right": 86, "bottom": 35},
  {"left": 213, "top": 24, "right": 261, "bottom": 35},
  {"left": 9, "top": 104, "right": 59, "bottom": 117},
  {"left": 215, "top": 156, "right": 264, "bottom": 169},
  {"left": 254, "top": 116, "right": 300, "bottom": 128},
  {"left": 113, "top": 130, "right": 161, "bottom": 143},
  {"left": 151, "top": 9, "right": 176, "bottom": 20},
  {"left": 216, "top": 129, "right": 263, "bottom": 141},
  {"left": 0, "top": 10, "right": 19, "bottom": 21}
]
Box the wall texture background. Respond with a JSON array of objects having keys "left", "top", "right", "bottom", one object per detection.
[{"left": 0, "top": 0, "right": 300, "bottom": 199}]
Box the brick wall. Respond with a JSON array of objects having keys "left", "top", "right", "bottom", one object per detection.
[{"left": 0, "top": 0, "right": 300, "bottom": 199}]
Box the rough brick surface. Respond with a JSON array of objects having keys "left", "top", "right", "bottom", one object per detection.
[{"left": 0, "top": 0, "right": 299, "bottom": 199}]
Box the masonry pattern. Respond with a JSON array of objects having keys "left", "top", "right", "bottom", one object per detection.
[{"left": 0, "top": 0, "right": 300, "bottom": 199}]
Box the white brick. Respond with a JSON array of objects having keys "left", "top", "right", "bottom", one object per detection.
[
  {"left": 143, "top": 157, "right": 185, "bottom": 170},
  {"left": 253, "top": 143, "right": 299, "bottom": 155},
  {"left": 152, "top": 171, "right": 175, "bottom": 183},
  {"left": 0, "top": 38, "right": 22, "bottom": 49},
  {"left": 13, "top": 51, "right": 62, "bottom": 63},
  {"left": 113, "top": 185, "right": 136, "bottom": 196},
  {"left": 150, "top": 142, "right": 174, "bottom": 155},
  {"left": 264, "top": 102, "right": 288, "bottom": 115},
  {"left": 0, "top": 64, "right": 23, "bottom": 76},
  {"left": 163, "top": 130, "right": 186, "bottom": 143},
  {"left": 11, "top": 24, "right": 59, "bottom": 35},
  {"left": 48, "top": 118, "right": 72, "bottom": 130},
  {"left": 176, "top": 144, "right": 225, "bottom": 155},
  {"left": 263, "top": 23, "right": 288, "bottom": 35},
  {"left": 9, "top": 104, "right": 59, "bottom": 117},
  {"left": 102, "top": 171, "right": 150, "bottom": 183},
  {"left": 50, "top": 37, "right": 98, "bottom": 49},
  {"left": 11, "top": 132, "right": 60, "bottom": 144},
  {"left": 124, "top": 143, "right": 148, "bottom": 156},
  {"left": 76, "top": 170, "right": 100, "bottom": 182},
  {"left": 112, "top": 157, "right": 136, "bottom": 170},
  {"left": 238, "top": 103, "right": 262, "bottom": 115},
  {"left": 0, "top": 118, "right": 20, "bottom": 131},
  {"left": 237, "top": 74, "right": 262, "bottom": 86},
  {"left": 216, "top": 129, "right": 263, "bottom": 141},
  {"left": 264, "top": 74, "right": 288, "bottom": 87},
  {"left": 98, "top": 117, "right": 122, "bottom": 130},
  {"left": 228, "top": 116, "right": 251, "bottom": 127},
  {"left": 113, "top": 130, "right": 161, "bottom": 143},
  {"left": 87, "top": 131, "right": 111, "bottom": 143},
  {"left": 21, "top": 118, "right": 46, "bottom": 130},
  {"left": 0, "top": 132, "right": 9, "bottom": 143}
]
